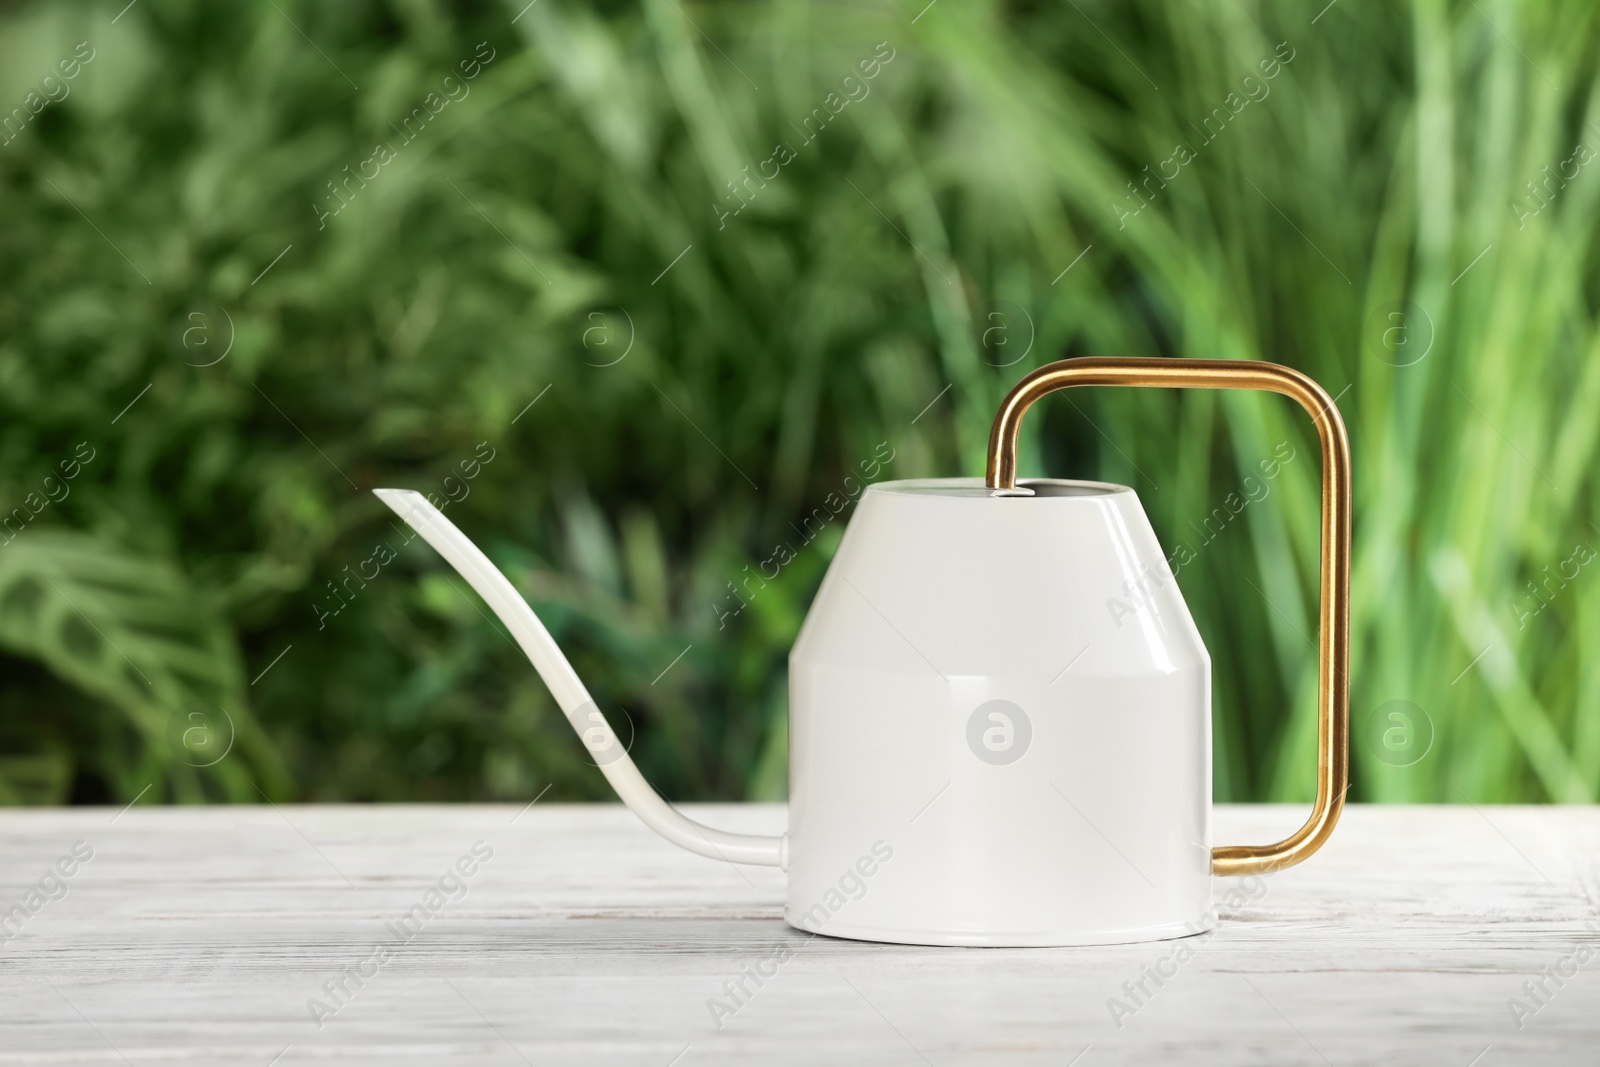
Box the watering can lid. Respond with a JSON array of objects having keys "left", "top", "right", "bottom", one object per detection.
[{"left": 866, "top": 476, "right": 1134, "bottom": 500}]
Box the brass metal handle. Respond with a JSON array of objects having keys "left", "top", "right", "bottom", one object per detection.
[{"left": 986, "top": 356, "right": 1351, "bottom": 877}]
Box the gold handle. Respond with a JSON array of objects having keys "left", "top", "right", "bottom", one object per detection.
[{"left": 986, "top": 357, "right": 1351, "bottom": 877}]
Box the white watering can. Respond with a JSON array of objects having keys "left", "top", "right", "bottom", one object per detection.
[{"left": 377, "top": 357, "right": 1351, "bottom": 946}]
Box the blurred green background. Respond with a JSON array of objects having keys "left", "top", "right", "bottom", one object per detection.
[{"left": 1, "top": 0, "right": 1596, "bottom": 808}]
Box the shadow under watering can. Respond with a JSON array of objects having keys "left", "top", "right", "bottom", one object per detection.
[{"left": 377, "top": 356, "right": 1352, "bottom": 947}]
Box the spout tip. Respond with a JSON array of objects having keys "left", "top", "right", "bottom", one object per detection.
[
  {"left": 373, "top": 486, "right": 424, "bottom": 506},
  {"left": 373, "top": 488, "right": 436, "bottom": 527}
]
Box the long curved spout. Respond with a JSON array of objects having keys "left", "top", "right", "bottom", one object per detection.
[{"left": 374, "top": 489, "right": 785, "bottom": 868}]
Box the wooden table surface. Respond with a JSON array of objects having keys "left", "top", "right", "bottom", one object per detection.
[{"left": 2, "top": 803, "right": 1598, "bottom": 1066}]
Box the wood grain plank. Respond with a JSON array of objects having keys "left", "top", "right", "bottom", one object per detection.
[{"left": 1, "top": 804, "right": 1597, "bottom": 1065}]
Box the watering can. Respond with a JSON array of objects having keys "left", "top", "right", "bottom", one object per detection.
[{"left": 376, "top": 356, "right": 1351, "bottom": 947}]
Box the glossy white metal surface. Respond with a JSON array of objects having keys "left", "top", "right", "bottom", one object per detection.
[{"left": 786, "top": 478, "right": 1213, "bottom": 945}]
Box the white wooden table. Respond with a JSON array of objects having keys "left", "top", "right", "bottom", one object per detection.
[{"left": 2, "top": 803, "right": 1598, "bottom": 1066}]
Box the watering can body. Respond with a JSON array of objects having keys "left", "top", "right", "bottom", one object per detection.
[
  {"left": 377, "top": 356, "right": 1350, "bottom": 949},
  {"left": 787, "top": 478, "right": 1212, "bottom": 945}
]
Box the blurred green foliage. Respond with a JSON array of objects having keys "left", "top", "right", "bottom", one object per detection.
[{"left": 1, "top": 0, "right": 1597, "bottom": 807}]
